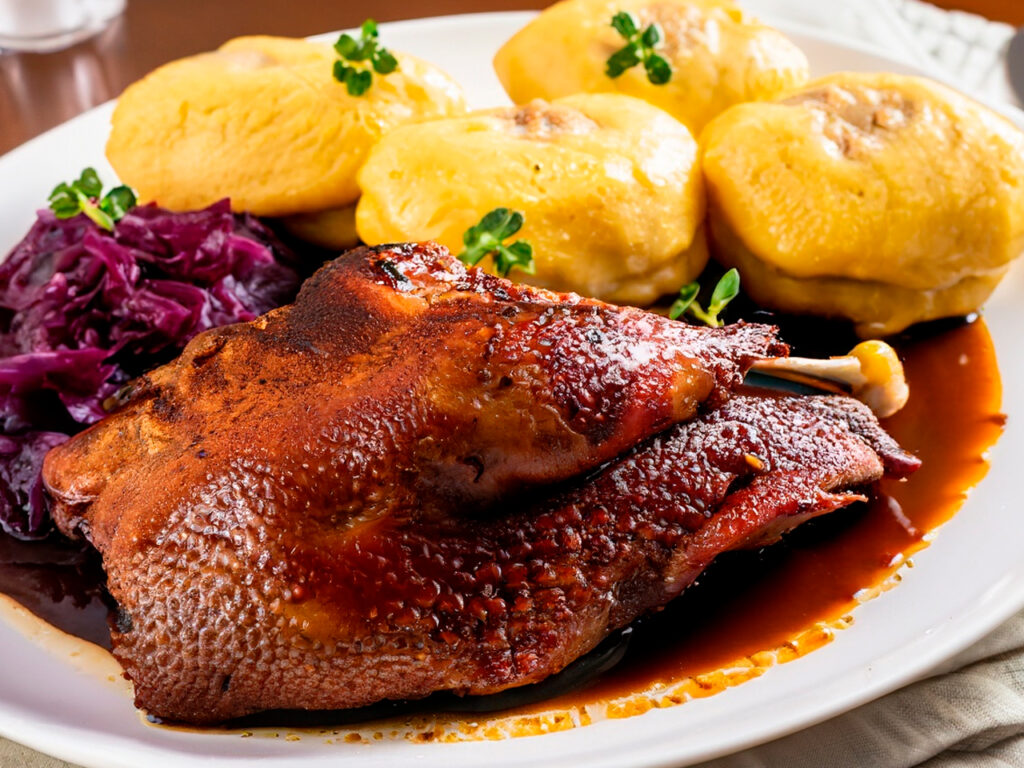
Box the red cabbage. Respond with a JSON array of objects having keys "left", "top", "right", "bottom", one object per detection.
[
  {"left": 0, "top": 199, "right": 306, "bottom": 538},
  {"left": 0, "top": 432, "right": 70, "bottom": 539}
]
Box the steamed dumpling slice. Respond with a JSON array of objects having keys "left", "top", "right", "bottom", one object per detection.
[
  {"left": 107, "top": 35, "right": 467, "bottom": 244},
  {"left": 356, "top": 94, "right": 707, "bottom": 305},
  {"left": 493, "top": 0, "right": 808, "bottom": 135},
  {"left": 701, "top": 72, "right": 1024, "bottom": 337}
]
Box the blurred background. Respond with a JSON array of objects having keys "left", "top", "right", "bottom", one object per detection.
[{"left": 0, "top": 0, "right": 1021, "bottom": 156}]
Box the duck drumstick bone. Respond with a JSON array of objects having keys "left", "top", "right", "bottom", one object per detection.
[{"left": 751, "top": 340, "right": 910, "bottom": 418}]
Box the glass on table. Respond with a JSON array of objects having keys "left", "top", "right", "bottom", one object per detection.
[{"left": 0, "top": 0, "right": 125, "bottom": 52}]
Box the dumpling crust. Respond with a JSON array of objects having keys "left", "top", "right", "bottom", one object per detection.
[
  {"left": 356, "top": 94, "right": 707, "bottom": 305},
  {"left": 701, "top": 72, "right": 1024, "bottom": 336},
  {"left": 493, "top": 0, "right": 808, "bottom": 134},
  {"left": 107, "top": 36, "right": 467, "bottom": 217}
]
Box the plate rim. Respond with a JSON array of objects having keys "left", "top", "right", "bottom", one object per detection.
[{"left": 1, "top": 10, "right": 1023, "bottom": 768}]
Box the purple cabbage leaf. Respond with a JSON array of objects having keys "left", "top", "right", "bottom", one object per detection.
[{"left": 0, "top": 199, "right": 307, "bottom": 539}]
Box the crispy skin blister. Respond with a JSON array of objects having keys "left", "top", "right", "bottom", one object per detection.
[
  {"left": 46, "top": 242, "right": 784, "bottom": 531},
  {"left": 41, "top": 243, "right": 915, "bottom": 724}
]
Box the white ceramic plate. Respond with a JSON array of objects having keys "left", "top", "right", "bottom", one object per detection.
[{"left": 1, "top": 11, "right": 1023, "bottom": 768}]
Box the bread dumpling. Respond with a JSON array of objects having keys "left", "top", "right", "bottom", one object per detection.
[
  {"left": 701, "top": 72, "right": 1024, "bottom": 337},
  {"left": 355, "top": 94, "right": 707, "bottom": 305},
  {"left": 107, "top": 36, "right": 466, "bottom": 245},
  {"left": 493, "top": 0, "right": 808, "bottom": 135}
]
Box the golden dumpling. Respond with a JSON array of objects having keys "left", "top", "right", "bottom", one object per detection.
[
  {"left": 356, "top": 94, "right": 706, "bottom": 305},
  {"left": 107, "top": 35, "right": 466, "bottom": 242},
  {"left": 493, "top": 0, "right": 808, "bottom": 135},
  {"left": 702, "top": 72, "right": 1024, "bottom": 337}
]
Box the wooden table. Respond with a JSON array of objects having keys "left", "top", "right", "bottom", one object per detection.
[
  {"left": 0, "top": 0, "right": 1017, "bottom": 157},
  {"left": 0, "top": 0, "right": 551, "bottom": 156}
]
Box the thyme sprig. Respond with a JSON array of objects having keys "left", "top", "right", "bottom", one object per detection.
[
  {"left": 605, "top": 11, "right": 672, "bottom": 85},
  {"left": 458, "top": 208, "right": 535, "bottom": 278},
  {"left": 332, "top": 19, "right": 399, "bottom": 96},
  {"left": 48, "top": 168, "right": 137, "bottom": 231},
  {"left": 669, "top": 268, "right": 740, "bottom": 327}
]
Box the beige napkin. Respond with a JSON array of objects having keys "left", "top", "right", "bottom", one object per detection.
[
  {"left": 0, "top": 739, "right": 75, "bottom": 768},
  {"left": 698, "top": 610, "right": 1024, "bottom": 768}
]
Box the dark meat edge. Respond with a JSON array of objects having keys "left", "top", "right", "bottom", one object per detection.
[
  {"left": 44, "top": 241, "right": 788, "bottom": 537},
  {"left": 36, "top": 244, "right": 920, "bottom": 725},
  {"left": 221, "top": 389, "right": 921, "bottom": 728},
  {"left": 135, "top": 392, "right": 918, "bottom": 724}
]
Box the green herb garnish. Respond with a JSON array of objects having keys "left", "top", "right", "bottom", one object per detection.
[
  {"left": 458, "top": 208, "right": 535, "bottom": 278},
  {"left": 332, "top": 19, "right": 399, "bottom": 96},
  {"left": 605, "top": 11, "right": 672, "bottom": 85},
  {"left": 669, "top": 268, "right": 740, "bottom": 327},
  {"left": 48, "top": 168, "right": 137, "bottom": 231}
]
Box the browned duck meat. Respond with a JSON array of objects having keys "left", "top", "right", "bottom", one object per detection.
[{"left": 41, "top": 243, "right": 917, "bottom": 724}]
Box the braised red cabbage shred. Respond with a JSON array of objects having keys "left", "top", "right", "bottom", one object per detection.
[{"left": 0, "top": 200, "right": 304, "bottom": 538}]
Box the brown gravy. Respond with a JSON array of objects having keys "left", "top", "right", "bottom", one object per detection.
[
  {"left": 0, "top": 528, "right": 109, "bottom": 649},
  {"left": 534, "top": 317, "right": 1003, "bottom": 713},
  {"left": 0, "top": 318, "right": 1003, "bottom": 735}
]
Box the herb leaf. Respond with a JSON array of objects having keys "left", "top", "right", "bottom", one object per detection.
[
  {"left": 645, "top": 54, "right": 672, "bottom": 85},
  {"left": 670, "top": 269, "right": 741, "bottom": 327},
  {"left": 605, "top": 12, "right": 672, "bottom": 85},
  {"left": 709, "top": 268, "right": 740, "bottom": 311},
  {"left": 640, "top": 23, "right": 660, "bottom": 48},
  {"left": 333, "top": 34, "right": 360, "bottom": 60},
  {"left": 606, "top": 46, "right": 641, "bottom": 78},
  {"left": 332, "top": 18, "right": 398, "bottom": 96},
  {"left": 99, "top": 186, "right": 138, "bottom": 220},
  {"left": 372, "top": 48, "right": 399, "bottom": 75},
  {"left": 47, "top": 183, "right": 81, "bottom": 218},
  {"left": 496, "top": 240, "right": 535, "bottom": 276},
  {"left": 610, "top": 10, "right": 638, "bottom": 38},
  {"left": 76, "top": 168, "right": 103, "bottom": 198},
  {"left": 485, "top": 208, "right": 524, "bottom": 241},
  {"left": 348, "top": 68, "right": 373, "bottom": 96},
  {"left": 668, "top": 281, "right": 699, "bottom": 320},
  {"left": 458, "top": 208, "right": 535, "bottom": 278},
  {"left": 47, "top": 168, "right": 136, "bottom": 231}
]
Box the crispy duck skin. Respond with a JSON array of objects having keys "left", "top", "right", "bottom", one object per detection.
[
  {"left": 47, "top": 242, "right": 784, "bottom": 528},
  {"left": 41, "top": 243, "right": 918, "bottom": 724}
]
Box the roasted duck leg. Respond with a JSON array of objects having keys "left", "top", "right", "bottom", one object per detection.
[
  {"left": 42, "top": 243, "right": 916, "bottom": 724},
  {"left": 276, "top": 393, "right": 917, "bottom": 718},
  {"left": 47, "top": 242, "right": 783, "bottom": 528}
]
